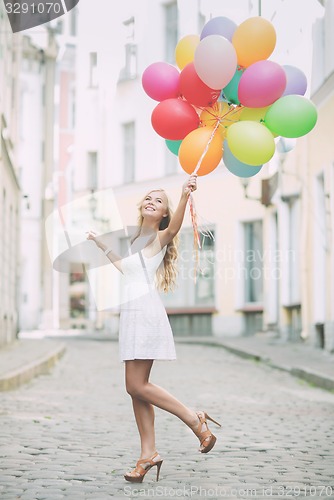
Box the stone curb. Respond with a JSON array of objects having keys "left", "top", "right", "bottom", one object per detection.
[
  {"left": 0, "top": 342, "right": 66, "bottom": 391},
  {"left": 175, "top": 338, "right": 334, "bottom": 392},
  {"left": 290, "top": 367, "right": 334, "bottom": 391}
]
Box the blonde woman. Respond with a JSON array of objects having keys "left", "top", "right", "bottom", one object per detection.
[{"left": 86, "top": 173, "right": 221, "bottom": 483}]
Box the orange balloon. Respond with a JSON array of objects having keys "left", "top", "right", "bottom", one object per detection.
[
  {"left": 178, "top": 127, "right": 223, "bottom": 175},
  {"left": 232, "top": 17, "right": 276, "bottom": 68},
  {"left": 200, "top": 102, "right": 243, "bottom": 138}
]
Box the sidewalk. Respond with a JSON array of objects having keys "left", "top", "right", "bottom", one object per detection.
[
  {"left": 176, "top": 333, "right": 334, "bottom": 392},
  {"left": 0, "top": 338, "right": 66, "bottom": 391},
  {"left": 0, "top": 330, "right": 333, "bottom": 392}
]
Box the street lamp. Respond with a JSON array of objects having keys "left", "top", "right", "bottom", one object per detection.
[
  {"left": 87, "top": 188, "right": 111, "bottom": 332},
  {"left": 89, "top": 188, "right": 98, "bottom": 220}
]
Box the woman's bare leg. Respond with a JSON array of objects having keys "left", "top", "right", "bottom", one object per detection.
[
  {"left": 132, "top": 397, "right": 156, "bottom": 458},
  {"left": 124, "top": 359, "right": 213, "bottom": 470},
  {"left": 129, "top": 359, "right": 157, "bottom": 459},
  {"left": 125, "top": 359, "right": 199, "bottom": 432}
]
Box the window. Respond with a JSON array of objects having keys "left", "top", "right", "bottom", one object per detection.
[
  {"left": 69, "top": 266, "right": 87, "bottom": 319},
  {"left": 244, "top": 220, "right": 263, "bottom": 303},
  {"left": 288, "top": 198, "right": 301, "bottom": 304},
  {"left": 89, "top": 52, "right": 98, "bottom": 87},
  {"left": 87, "top": 151, "right": 98, "bottom": 190},
  {"left": 70, "top": 8, "right": 77, "bottom": 36},
  {"left": 56, "top": 19, "right": 63, "bottom": 34},
  {"left": 68, "top": 85, "right": 76, "bottom": 129},
  {"left": 123, "top": 122, "right": 135, "bottom": 184},
  {"left": 162, "top": 228, "right": 215, "bottom": 308},
  {"left": 119, "top": 17, "right": 137, "bottom": 80},
  {"left": 165, "top": 2, "right": 178, "bottom": 64}
]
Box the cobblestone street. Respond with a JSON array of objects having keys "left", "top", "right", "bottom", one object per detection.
[{"left": 0, "top": 339, "right": 334, "bottom": 499}]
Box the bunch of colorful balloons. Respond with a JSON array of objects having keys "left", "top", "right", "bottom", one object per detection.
[{"left": 142, "top": 16, "right": 318, "bottom": 179}]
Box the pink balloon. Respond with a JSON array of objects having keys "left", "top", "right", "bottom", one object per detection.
[
  {"left": 238, "top": 61, "right": 287, "bottom": 108},
  {"left": 194, "top": 35, "right": 237, "bottom": 89},
  {"left": 142, "top": 62, "right": 180, "bottom": 101}
]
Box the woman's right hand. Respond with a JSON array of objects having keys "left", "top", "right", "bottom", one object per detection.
[
  {"left": 182, "top": 173, "right": 198, "bottom": 197},
  {"left": 86, "top": 230, "right": 104, "bottom": 249}
]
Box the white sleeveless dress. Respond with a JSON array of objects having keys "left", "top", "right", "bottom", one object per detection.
[{"left": 118, "top": 243, "right": 177, "bottom": 363}]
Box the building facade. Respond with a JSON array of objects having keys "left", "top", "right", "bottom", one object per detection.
[
  {"left": 18, "top": 29, "right": 58, "bottom": 331},
  {"left": 0, "top": 7, "right": 21, "bottom": 346},
  {"left": 305, "top": 0, "right": 334, "bottom": 351},
  {"left": 64, "top": 0, "right": 332, "bottom": 351}
]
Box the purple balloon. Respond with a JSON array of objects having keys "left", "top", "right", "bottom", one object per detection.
[
  {"left": 282, "top": 65, "right": 307, "bottom": 96},
  {"left": 200, "top": 16, "right": 237, "bottom": 42}
]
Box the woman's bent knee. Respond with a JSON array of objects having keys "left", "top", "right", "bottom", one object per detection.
[{"left": 126, "top": 383, "right": 145, "bottom": 398}]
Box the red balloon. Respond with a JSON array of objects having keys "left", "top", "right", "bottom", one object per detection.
[
  {"left": 151, "top": 98, "right": 200, "bottom": 140},
  {"left": 180, "top": 62, "right": 220, "bottom": 107}
]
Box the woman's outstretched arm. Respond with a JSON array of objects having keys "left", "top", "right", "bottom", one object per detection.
[
  {"left": 86, "top": 231, "right": 123, "bottom": 274},
  {"left": 158, "top": 173, "right": 197, "bottom": 248}
]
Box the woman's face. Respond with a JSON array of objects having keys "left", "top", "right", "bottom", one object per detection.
[{"left": 141, "top": 190, "right": 168, "bottom": 223}]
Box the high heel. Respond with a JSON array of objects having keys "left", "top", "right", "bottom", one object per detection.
[
  {"left": 194, "top": 411, "right": 222, "bottom": 453},
  {"left": 124, "top": 451, "right": 163, "bottom": 483}
]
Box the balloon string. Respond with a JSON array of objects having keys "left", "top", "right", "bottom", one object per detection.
[
  {"left": 192, "top": 119, "right": 221, "bottom": 175},
  {"left": 188, "top": 119, "right": 221, "bottom": 283},
  {"left": 187, "top": 104, "right": 242, "bottom": 282}
]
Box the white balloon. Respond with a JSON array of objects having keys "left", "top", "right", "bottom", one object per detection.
[{"left": 194, "top": 35, "right": 237, "bottom": 90}]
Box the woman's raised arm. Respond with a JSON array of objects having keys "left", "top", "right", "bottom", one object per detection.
[
  {"left": 158, "top": 173, "right": 197, "bottom": 249},
  {"left": 86, "top": 230, "right": 123, "bottom": 274}
]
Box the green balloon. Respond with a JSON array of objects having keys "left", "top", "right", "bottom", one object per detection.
[
  {"left": 165, "top": 139, "right": 182, "bottom": 155},
  {"left": 223, "top": 68, "right": 243, "bottom": 105},
  {"left": 264, "top": 95, "right": 318, "bottom": 138}
]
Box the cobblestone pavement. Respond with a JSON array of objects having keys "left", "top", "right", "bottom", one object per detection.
[{"left": 0, "top": 339, "right": 334, "bottom": 500}]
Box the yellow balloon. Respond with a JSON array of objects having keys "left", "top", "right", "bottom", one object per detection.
[
  {"left": 239, "top": 106, "right": 279, "bottom": 137},
  {"left": 227, "top": 120, "right": 275, "bottom": 166},
  {"left": 232, "top": 17, "right": 276, "bottom": 68},
  {"left": 175, "top": 35, "right": 200, "bottom": 70},
  {"left": 239, "top": 106, "right": 270, "bottom": 122},
  {"left": 200, "top": 102, "right": 243, "bottom": 138}
]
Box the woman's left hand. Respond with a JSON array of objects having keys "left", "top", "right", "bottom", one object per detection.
[{"left": 183, "top": 173, "right": 198, "bottom": 196}]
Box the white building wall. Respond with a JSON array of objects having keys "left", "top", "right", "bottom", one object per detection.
[
  {"left": 18, "top": 48, "right": 44, "bottom": 330},
  {"left": 71, "top": 0, "right": 327, "bottom": 339},
  {"left": 0, "top": 5, "right": 21, "bottom": 346}
]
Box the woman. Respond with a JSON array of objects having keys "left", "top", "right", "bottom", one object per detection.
[{"left": 86, "top": 173, "right": 221, "bottom": 483}]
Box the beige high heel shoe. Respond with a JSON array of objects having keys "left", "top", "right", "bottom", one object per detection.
[
  {"left": 123, "top": 451, "right": 163, "bottom": 483},
  {"left": 193, "top": 411, "right": 222, "bottom": 453}
]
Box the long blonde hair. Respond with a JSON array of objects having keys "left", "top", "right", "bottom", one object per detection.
[{"left": 131, "top": 189, "right": 179, "bottom": 293}]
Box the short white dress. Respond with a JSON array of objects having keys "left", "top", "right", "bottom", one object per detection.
[{"left": 118, "top": 243, "right": 177, "bottom": 363}]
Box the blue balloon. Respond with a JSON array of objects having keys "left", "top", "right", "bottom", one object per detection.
[
  {"left": 218, "top": 89, "right": 229, "bottom": 102},
  {"left": 223, "top": 140, "right": 262, "bottom": 178},
  {"left": 200, "top": 16, "right": 237, "bottom": 42}
]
